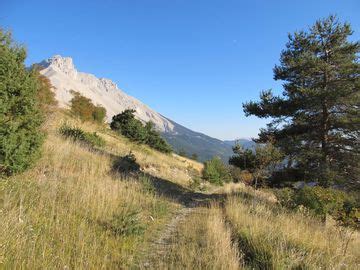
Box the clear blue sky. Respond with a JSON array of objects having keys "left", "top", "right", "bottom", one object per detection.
[{"left": 1, "top": 0, "right": 359, "bottom": 140}]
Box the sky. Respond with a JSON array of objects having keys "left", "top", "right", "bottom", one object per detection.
[{"left": 1, "top": 0, "right": 359, "bottom": 140}]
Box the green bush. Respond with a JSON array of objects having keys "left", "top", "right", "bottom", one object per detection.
[
  {"left": 111, "top": 109, "right": 147, "bottom": 142},
  {"left": 69, "top": 90, "right": 106, "bottom": 124},
  {"left": 110, "top": 109, "right": 172, "bottom": 153},
  {"left": 275, "top": 186, "right": 359, "bottom": 228},
  {"left": 295, "top": 186, "right": 345, "bottom": 217},
  {"left": 59, "top": 124, "right": 105, "bottom": 148},
  {"left": 274, "top": 188, "right": 296, "bottom": 208},
  {"left": 0, "top": 29, "right": 44, "bottom": 176},
  {"left": 202, "top": 157, "right": 232, "bottom": 185}
]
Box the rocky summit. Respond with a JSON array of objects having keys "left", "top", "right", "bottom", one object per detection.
[
  {"left": 39, "top": 55, "right": 174, "bottom": 132},
  {"left": 39, "top": 55, "right": 239, "bottom": 161}
]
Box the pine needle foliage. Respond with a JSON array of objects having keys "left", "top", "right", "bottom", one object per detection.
[{"left": 244, "top": 15, "right": 360, "bottom": 187}]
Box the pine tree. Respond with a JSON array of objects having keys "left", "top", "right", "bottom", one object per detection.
[
  {"left": 229, "top": 142, "right": 283, "bottom": 188},
  {"left": 0, "top": 29, "right": 44, "bottom": 176},
  {"left": 110, "top": 109, "right": 147, "bottom": 142},
  {"left": 243, "top": 16, "right": 360, "bottom": 187}
]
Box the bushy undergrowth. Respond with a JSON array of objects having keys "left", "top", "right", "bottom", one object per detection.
[
  {"left": 202, "top": 157, "right": 232, "bottom": 185},
  {"left": 59, "top": 124, "right": 105, "bottom": 148},
  {"left": 225, "top": 190, "right": 360, "bottom": 269},
  {"left": 69, "top": 90, "right": 106, "bottom": 124},
  {"left": 275, "top": 186, "right": 359, "bottom": 228}
]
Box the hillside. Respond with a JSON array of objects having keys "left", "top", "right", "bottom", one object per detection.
[
  {"left": 38, "top": 55, "right": 236, "bottom": 161},
  {"left": 1, "top": 111, "right": 359, "bottom": 269}
]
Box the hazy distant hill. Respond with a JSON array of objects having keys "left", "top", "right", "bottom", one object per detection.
[{"left": 162, "top": 118, "right": 234, "bottom": 162}]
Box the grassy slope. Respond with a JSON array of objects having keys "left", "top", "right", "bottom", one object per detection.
[
  {"left": 224, "top": 186, "right": 360, "bottom": 269},
  {"left": 0, "top": 111, "right": 203, "bottom": 269},
  {"left": 1, "top": 111, "right": 359, "bottom": 269}
]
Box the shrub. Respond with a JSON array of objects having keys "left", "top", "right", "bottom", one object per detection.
[
  {"left": 59, "top": 124, "right": 105, "bottom": 148},
  {"left": 0, "top": 29, "right": 44, "bottom": 176},
  {"left": 34, "top": 69, "right": 57, "bottom": 113},
  {"left": 275, "top": 186, "right": 359, "bottom": 228},
  {"left": 295, "top": 186, "right": 346, "bottom": 218},
  {"left": 274, "top": 188, "right": 296, "bottom": 208},
  {"left": 69, "top": 90, "right": 106, "bottom": 124},
  {"left": 229, "top": 166, "right": 253, "bottom": 184},
  {"left": 83, "top": 132, "right": 106, "bottom": 148},
  {"left": 111, "top": 110, "right": 172, "bottom": 153},
  {"left": 202, "top": 157, "right": 232, "bottom": 185},
  {"left": 112, "top": 151, "right": 140, "bottom": 174}
]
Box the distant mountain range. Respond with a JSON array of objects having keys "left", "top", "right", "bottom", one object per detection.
[{"left": 39, "top": 55, "right": 253, "bottom": 162}]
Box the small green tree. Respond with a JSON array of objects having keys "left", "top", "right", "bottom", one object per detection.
[
  {"left": 230, "top": 142, "right": 283, "bottom": 188},
  {"left": 0, "top": 29, "right": 44, "bottom": 176},
  {"left": 111, "top": 109, "right": 147, "bottom": 142},
  {"left": 203, "top": 157, "right": 232, "bottom": 185},
  {"left": 229, "top": 143, "right": 256, "bottom": 170}
]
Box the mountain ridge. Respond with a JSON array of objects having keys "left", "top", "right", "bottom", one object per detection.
[{"left": 39, "top": 55, "right": 248, "bottom": 161}]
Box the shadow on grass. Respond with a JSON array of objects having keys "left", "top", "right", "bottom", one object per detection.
[{"left": 110, "top": 154, "right": 227, "bottom": 208}]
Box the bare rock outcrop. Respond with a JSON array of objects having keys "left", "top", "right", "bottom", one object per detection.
[{"left": 40, "top": 55, "right": 174, "bottom": 132}]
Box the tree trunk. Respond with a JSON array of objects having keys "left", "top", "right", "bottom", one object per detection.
[{"left": 321, "top": 55, "right": 331, "bottom": 185}]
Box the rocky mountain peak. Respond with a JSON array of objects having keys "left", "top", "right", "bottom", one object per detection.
[{"left": 44, "top": 55, "right": 77, "bottom": 77}]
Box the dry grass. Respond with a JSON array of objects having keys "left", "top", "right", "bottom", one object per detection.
[
  {"left": 2, "top": 110, "right": 359, "bottom": 269},
  {"left": 0, "top": 112, "right": 182, "bottom": 269},
  {"left": 152, "top": 207, "right": 242, "bottom": 269},
  {"left": 58, "top": 112, "right": 203, "bottom": 188},
  {"left": 225, "top": 187, "right": 360, "bottom": 269}
]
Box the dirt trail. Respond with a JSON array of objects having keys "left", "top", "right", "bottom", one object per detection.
[{"left": 140, "top": 207, "right": 194, "bottom": 269}]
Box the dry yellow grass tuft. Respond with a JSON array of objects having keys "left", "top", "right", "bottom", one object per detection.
[{"left": 225, "top": 188, "right": 360, "bottom": 269}]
